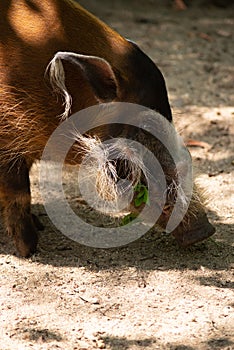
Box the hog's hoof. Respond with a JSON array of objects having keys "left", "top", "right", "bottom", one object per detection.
[
  {"left": 172, "top": 215, "right": 216, "bottom": 247},
  {"left": 13, "top": 218, "right": 38, "bottom": 258},
  {"left": 14, "top": 232, "right": 38, "bottom": 258}
]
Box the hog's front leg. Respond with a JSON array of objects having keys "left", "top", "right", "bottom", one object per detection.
[{"left": 0, "top": 158, "right": 38, "bottom": 257}]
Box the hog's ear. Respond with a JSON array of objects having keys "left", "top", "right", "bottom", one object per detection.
[{"left": 47, "top": 51, "right": 118, "bottom": 118}]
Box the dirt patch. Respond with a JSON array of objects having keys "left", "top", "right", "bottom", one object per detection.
[{"left": 0, "top": 1, "right": 233, "bottom": 349}]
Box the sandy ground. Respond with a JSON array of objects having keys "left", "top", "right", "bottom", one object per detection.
[{"left": 0, "top": 1, "right": 233, "bottom": 349}]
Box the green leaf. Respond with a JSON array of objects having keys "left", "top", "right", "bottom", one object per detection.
[
  {"left": 120, "top": 213, "right": 137, "bottom": 226},
  {"left": 143, "top": 191, "right": 150, "bottom": 205},
  {"left": 134, "top": 183, "right": 150, "bottom": 206},
  {"left": 136, "top": 190, "right": 145, "bottom": 199},
  {"left": 134, "top": 197, "right": 143, "bottom": 207}
]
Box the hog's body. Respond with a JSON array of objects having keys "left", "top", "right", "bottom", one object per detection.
[{"left": 0, "top": 0, "right": 215, "bottom": 256}]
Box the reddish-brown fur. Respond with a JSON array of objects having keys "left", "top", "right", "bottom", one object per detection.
[{"left": 0, "top": 0, "right": 214, "bottom": 256}]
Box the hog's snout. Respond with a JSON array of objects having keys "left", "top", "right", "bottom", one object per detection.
[{"left": 172, "top": 211, "right": 216, "bottom": 247}]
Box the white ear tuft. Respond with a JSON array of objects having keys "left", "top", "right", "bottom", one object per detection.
[
  {"left": 46, "top": 53, "right": 72, "bottom": 120},
  {"left": 46, "top": 51, "right": 118, "bottom": 119}
]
